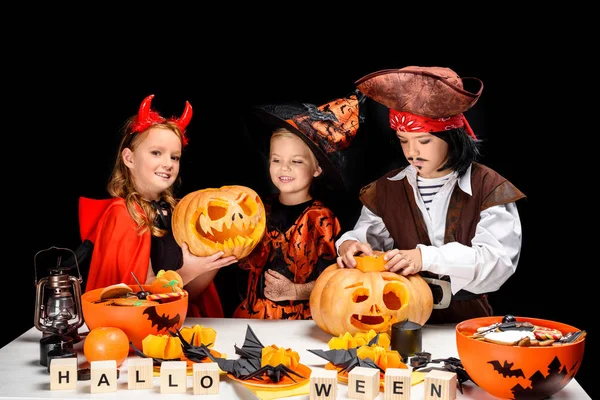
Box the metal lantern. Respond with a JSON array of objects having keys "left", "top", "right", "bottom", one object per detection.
[{"left": 33, "top": 246, "right": 84, "bottom": 339}]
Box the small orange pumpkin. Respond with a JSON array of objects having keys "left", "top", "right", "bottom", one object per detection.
[
  {"left": 261, "top": 344, "right": 300, "bottom": 370},
  {"left": 150, "top": 269, "right": 184, "bottom": 294},
  {"left": 310, "top": 253, "right": 433, "bottom": 336},
  {"left": 172, "top": 185, "right": 266, "bottom": 258}
]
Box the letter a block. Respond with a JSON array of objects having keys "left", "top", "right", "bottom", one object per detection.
[
  {"left": 90, "top": 360, "right": 117, "bottom": 393},
  {"left": 160, "top": 360, "right": 187, "bottom": 394},
  {"left": 424, "top": 370, "right": 456, "bottom": 400},
  {"left": 193, "top": 362, "right": 219, "bottom": 395},
  {"left": 384, "top": 368, "right": 412, "bottom": 400},
  {"left": 348, "top": 366, "right": 379, "bottom": 400},
  {"left": 310, "top": 369, "right": 337, "bottom": 399},
  {"left": 128, "top": 357, "right": 154, "bottom": 389},
  {"left": 49, "top": 357, "right": 77, "bottom": 390}
]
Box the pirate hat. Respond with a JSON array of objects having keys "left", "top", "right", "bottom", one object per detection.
[
  {"left": 245, "top": 92, "right": 365, "bottom": 191},
  {"left": 355, "top": 66, "right": 483, "bottom": 118}
]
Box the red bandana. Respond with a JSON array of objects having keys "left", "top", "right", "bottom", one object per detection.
[{"left": 389, "top": 109, "right": 476, "bottom": 139}]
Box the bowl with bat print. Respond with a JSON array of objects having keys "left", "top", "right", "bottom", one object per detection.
[
  {"left": 82, "top": 284, "right": 188, "bottom": 350},
  {"left": 456, "top": 316, "right": 585, "bottom": 399}
]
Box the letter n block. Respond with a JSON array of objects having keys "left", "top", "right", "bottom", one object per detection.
[
  {"left": 310, "top": 369, "right": 337, "bottom": 399},
  {"left": 384, "top": 367, "right": 411, "bottom": 399},
  {"left": 128, "top": 357, "right": 154, "bottom": 389},
  {"left": 193, "top": 362, "right": 219, "bottom": 395},
  {"left": 424, "top": 370, "right": 456, "bottom": 400},
  {"left": 90, "top": 360, "right": 117, "bottom": 393},
  {"left": 160, "top": 360, "right": 187, "bottom": 394},
  {"left": 49, "top": 357, "right": 77, "bottom": 390},
  {"left": 348, "top": 366, "right": 379, "bottom": 400}
]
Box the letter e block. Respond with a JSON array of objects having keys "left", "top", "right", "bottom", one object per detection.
[
  {"left": 310, "top": 369, "right": 337, "bottom": 399},
  {"left": 128, "top": 357, "right": 154, "bottom": 389},
  {"left": 424, "top": 370, "right": 456, "bottom": 400},
  {"left": 348, "top": 366, "right": 379, "bottom": 400},
  {"left": 160, "top": 360, "right": 187, "bottom": 394},
  {"left": 384, "top": 367, "right": 411, "bottom": 400},
  {"left": 193, "top": 362, "right": 219, "bottom": 395},
  {"left": 90, "top": 360, "right": 117, "bottom": 393},
  {"left": 50, "top": 357, "right": 77, "bottom": 390}
]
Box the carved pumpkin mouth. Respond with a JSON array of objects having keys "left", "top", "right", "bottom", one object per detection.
[{"left": 350, "top": 315, "right": 397, "bottom": 331}]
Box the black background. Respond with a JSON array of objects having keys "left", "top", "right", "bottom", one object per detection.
[{"left": 8, "top": 24, "right": 594, "bottom": 397}]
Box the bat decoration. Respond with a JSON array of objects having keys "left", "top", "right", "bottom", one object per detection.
[
  {"left": 143, "top": 306, "right": 181, "bottom": 330},
  {"left": 168, "top": 329, "right": 214, "bottom": 362},
  {"left": 208, "top": 324, "right": 305, "bottom": 383},
  {"left": 488, "top": 360, "right": 525, "bottom": 378},
  {"left": 307, "top": 333, "right": 382, "bottom": 374},
  {"left": 413, "top": 356, "right": 473, "bottom": 394},
  {"left": 128, "top": 341, "right": 180, "bottom": 366}
]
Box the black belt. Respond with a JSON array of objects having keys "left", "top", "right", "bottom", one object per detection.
[{"left": 422, "top": 275, "right": 481, "bottom": 309}]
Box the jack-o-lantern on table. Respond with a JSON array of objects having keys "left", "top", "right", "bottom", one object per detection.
[
  {"left": 310, "top": 253, "right": 433, "bottom": 336},
  {"left": 172, "top": 185, "right": 266, "bottom": 259}
]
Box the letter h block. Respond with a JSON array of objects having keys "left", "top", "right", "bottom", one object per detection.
[
  {"left": 128, "top": 357, "right": 154, "bottom": 389},
  {"left": 193, "top": 362, "right": 220, "bottom": 395},
  {"left": 310, "top": 369, "right": 338, "bottom": 399},
  {"left": 160, "top": 360, "right": 187, "bottom": 394},
  {"left": 424, "top": 370, "right": 456, "bottom": 400},
  {"left": 348, "top": 366, "right": 379, "bottom": 400},
  {"left": 49, "top": 357, "right": 78, "bottom": 390},
  {"left": 384, "top": 367, "right": 412, "bottom": 399}
]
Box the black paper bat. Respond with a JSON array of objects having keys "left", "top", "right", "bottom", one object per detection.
[
  {"left": 307, "top": 334, "right": 383, "bottom": 374},
  {"left": 208, "top": 324, "right": 305, "bottom": 383},
  {"left": 143, "top": 306, "right": 181, "bottom": 330},
  {"left": 488, "top": 360, "right": 525, "bottom": 378}
]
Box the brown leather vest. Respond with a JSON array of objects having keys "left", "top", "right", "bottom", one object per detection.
[{"left": 359, "top": 162, "right": 526, "bottom": 251}]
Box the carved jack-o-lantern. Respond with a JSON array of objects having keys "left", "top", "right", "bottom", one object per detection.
[
  {"left": 310, "top": 253, "right": 433, "bottom": 336},
  {"left": 172, "top": 185, "right": 266, "bottom": 258}
]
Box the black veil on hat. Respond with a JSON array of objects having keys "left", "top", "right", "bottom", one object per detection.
[
  {"left": 244, "top": 91, "right": 366, "bottom": 192},
  {"left": 355, "top": 66, "right": 483, "bottom": 118}
]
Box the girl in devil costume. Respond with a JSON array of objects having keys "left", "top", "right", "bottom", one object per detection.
[
  {"left": 80, "top": 94, "right": 237, "bottom": 317},
  {"left": 336, "top": 66, "right": 526, "bottom": 323},
  {"left": 233, "top": 93, "right": 363, "bottom": 319}
]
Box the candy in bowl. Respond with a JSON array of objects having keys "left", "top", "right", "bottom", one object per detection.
[{"left": 456, "top": 316, "right": 585, "bottom": 400}]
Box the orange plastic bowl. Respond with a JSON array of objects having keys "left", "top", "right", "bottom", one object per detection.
[
  {"left": 82, "top": 285, "right": 188, "bottom": 350},
  {"left": 456, "top": 316, "right": 585, "bottom": 400}
]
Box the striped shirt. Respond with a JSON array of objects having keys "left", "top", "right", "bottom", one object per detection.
[{"left": 417, "top": 174, "right": 451, "bottom": 211}]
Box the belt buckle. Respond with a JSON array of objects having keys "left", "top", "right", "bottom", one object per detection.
[{"left": 422, "top": 277, "right": 452, "bottom": 309}]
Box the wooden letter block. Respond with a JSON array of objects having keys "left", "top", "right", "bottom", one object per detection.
[
  {"left": 384, "top": 368, "right": 411, "bottom": 400},
  {"left": 348, "top": 366, "right": 379, "bottom": 400},
  {"left": 424, "top": 370, "right": 456, "bottom": 400},
  {"left": 128, "top": 357, "right": 154, "bottom": 390},
  {"left": 192, "top": 362, "right": 219, "bottom": 395},
  {"left": 160, "top": 360, "right": 187, "bottom": 394},
  {"left": 310, "top": 369, "right": 337, "bottom": 399},
  {"left": 90, "top": 360, "right": 117, "bottom": 393},
  {"left": 49, "top": 357, "right": 77, "bottom": 390}
]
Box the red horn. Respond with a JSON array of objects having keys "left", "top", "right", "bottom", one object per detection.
[
  {"left": 138, "top": 94, "right": 155, "bottom": 123},
  {"left": 175, "top": 101, "right": 193, "bottom": 131}
]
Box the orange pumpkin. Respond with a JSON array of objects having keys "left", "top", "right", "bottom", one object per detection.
[
  {"left": 261, "top": 344, "right": 300, "bottom": 370},
  {"left": 150, "top": 269, "right": 184, "bottom": 294},
  {"left": 310, "top": 253, "right": 433, "bottom": 336},
  {"left": 172, "top": 185, "right": 266, "bottom": 258}
]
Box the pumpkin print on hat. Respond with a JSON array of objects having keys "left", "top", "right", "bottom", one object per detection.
[
  {"left": 310, "top": 252, "right": 433, "bottom": 336},
  {"left": 172, "top": 185, "right": 266, "bottom": 258}
]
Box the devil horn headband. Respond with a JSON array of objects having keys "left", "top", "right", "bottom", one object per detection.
[{"left": 130, "top": 94, "right": 192, "bottom": 145}]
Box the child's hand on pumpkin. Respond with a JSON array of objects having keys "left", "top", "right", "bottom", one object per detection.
[
  {"left": 179, "top": 242, "right": 238, "bottom": 285},
  {"left": 383, "top": 248, "right": 422, "bottom": 275},
  {"left": 263, "top": 270, "right": 296, "bottom": 301},
  {"left": 337, "top": 240, "right": 374, "bottom": 268}
]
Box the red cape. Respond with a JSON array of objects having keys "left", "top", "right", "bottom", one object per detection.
[{"left": 79, "top": 197, "right": 223, "bottom": 317}]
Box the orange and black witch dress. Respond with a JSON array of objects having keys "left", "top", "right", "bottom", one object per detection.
[{"left": 233, "top": 196, "right": 341, "bottom": 320}]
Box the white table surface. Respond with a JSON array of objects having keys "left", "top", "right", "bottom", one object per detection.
[{"left": 0, "top": 318, "right": 590, "bottom": 399}]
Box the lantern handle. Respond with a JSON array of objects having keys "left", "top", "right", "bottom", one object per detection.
[{"left": 33, "top": 246, "right": 82, "bottom": 286}]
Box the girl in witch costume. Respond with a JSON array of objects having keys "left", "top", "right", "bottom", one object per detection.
[
  {"left": 80, "top": 94, "right": 237, "bottom": 317},
  {"left": 233, "top": 94, "right": 363, "bottom": 320},
  {"left": 336, "top": 67, "right": 526, "bottom": 324}
]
